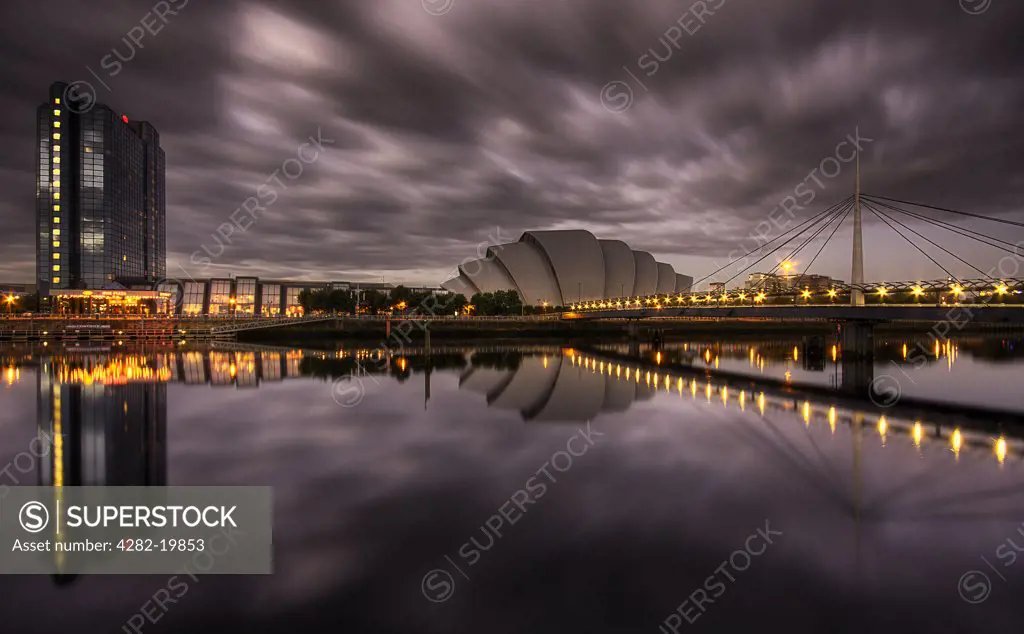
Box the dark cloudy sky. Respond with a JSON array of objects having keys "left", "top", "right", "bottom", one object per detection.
[{"left": 2, "top": 0, "right": 1023, "bottom": 287}]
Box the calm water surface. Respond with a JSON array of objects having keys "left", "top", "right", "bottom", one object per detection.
[{"left": 0, "top": 335, "right": 1022, "bottom": 633}]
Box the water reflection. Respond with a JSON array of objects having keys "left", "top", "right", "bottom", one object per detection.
[
  {"left": 3, "top": 341, "right": 1019, "bottom": 473},
  {"left": 1, "top": 340, "right": 1023, "bottom": 631}
]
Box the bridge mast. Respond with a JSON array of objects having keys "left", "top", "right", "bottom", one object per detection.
[{"left": 851, "top": 147, "right": 865, "bottom": 305}]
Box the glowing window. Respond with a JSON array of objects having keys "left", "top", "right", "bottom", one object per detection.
[
  {"left": 53, "top": 229, "right": 60, "bottom": 236},
  {"left": 53, "top": 205, "right": 60, "bottom": 211},
  {"left": 53, "top": 121, "right": 60, "bottom": 128},
  {"left": 53, "top": 109, "right": 60, "bottom": 116},
  {"left": 52, "top": 180, "right": 59, "bottom": 188},
  {"left": 53, "top": 265, "right": 60, "bottom": 272},
  {"left": 53, "top": 217, "right": 60, "bottom": 224},
  {"left": 52, "top": 277, "right": 60, "bottom": 284},
  {"left": 53, "top": 241, "right": 60, "bottom": 248},
  {"left": 53, "top": 157, "right": 60, "bottom": 164},
  {"left": 53, "top": 145, "right": 60, "bottom": 152},
  {"left": 52, "top": 133, "right": 60, "bottom": 140},
  {"left": 53, "top": 253, "right": 60, "bottom": 260},
  {"left": 54, "top": 98, "right": 60, "bottom": 104},
  {"left": 53, "top": 192, "right": 60, "bottom": 200},
  {"left": 53, "top": 168, "right": 60, "bottom": 176}
]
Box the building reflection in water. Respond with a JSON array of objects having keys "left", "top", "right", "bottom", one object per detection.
[
  {"left": 2, "top": 339, "right": 1020, "bottom": 492},
  {"left": 457, "top": 347, "right": 1022, "bottom": 467},
  {"left": 37, "top": 354, "right": 168, "bottom": 487}
]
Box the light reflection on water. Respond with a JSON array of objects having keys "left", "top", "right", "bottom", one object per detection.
[{"left": 0, "top": 339, "right": 1022, "bottom": 633}]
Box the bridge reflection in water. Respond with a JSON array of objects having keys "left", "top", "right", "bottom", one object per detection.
[{"left": 456, "top": 346, "right": 1022, "bottom": 466}]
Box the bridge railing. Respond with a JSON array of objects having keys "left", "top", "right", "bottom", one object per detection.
[{"left": 567, "top": 278, "right": 1024, "bottom": 312}]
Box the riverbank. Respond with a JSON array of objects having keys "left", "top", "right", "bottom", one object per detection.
[{"left": 237, "top": 317, "right": 1024, "bottom": 347}]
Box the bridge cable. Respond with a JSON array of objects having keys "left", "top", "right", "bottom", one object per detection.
[
  {"left": 864, "top": 196, "right": 1020, "bottom": 254},
  {"left": 863, "top": 202, "right": 990, "bottom": 278},
  {"left": 692, "top": 195, "right": 853, "bottom": 286},
  {"left": 726, "top": 200, "right": 851, "bottom": 289},
  {"left": 742, "top": 199, "right": 852, "bottom": 287},
  {"left": 861, "top": 201, "right": 958, "bottom": 281},
  {"left": 797, "top": 202, "right": 853, "bottom": 281},
  {"left": 730, "top": 199, "right": 854, "bottom": 289},
  {"left": 693, "top": 198, "right": 846, "bottom": 286},
  {"left": 866, "top": 194, "right": 1024, "bottom": 229}
]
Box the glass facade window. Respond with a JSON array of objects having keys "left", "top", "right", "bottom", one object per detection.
[
  {"left": 182, "top": 281, "right": 206, "bottom": 315},
  {"left": 285, "top": 288, "right": 305, "bottom": 316},
  {"left": 235, "top": 278, "right": 257, "bottom": 315},
  {"left": 208, "top": 280, "right": 233, "bottom": 316},
  {"left": 260, "top": 284, "right": 281, "bottom": 316}
]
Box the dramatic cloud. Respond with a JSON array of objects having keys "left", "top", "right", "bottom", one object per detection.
[{"left": 1, "top": 0, "right": 1022, "bottom": 285}]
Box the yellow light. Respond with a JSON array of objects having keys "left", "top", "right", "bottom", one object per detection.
[
  {"left": 801, "top": 289, "right": 811, "bottom": 300},
  {"left": 55, "top": 98, "right": 60, "bottom": 104},
  {"left": 53, "top": 120, "right": 61, "bottom": 128},
  {"left": 705, "top": 294, "right": 713, "bottom": 302},
  {"left": 757, "top": 392, "right": 766, "bottom": 416},
  {"left": 738, "top": 293, "right": 746, "bottom": 300},
  {"left": 655, "top": 351, "right": 662, "bottom": 365},
  {"left": 52, "top": 180, "right": 60, "bottom": 188},
  {"left": 53, "top": 109, "right": 61, "bottom": 116},
  {"left": 53, "top": 241, "right": 60, "bottom": 248},
  {"left": 720, "top": 293, "right": 729, "bottom": 302},
  {"left": 53, "top": 168, "right": 60, "bottom": 176},
  {"left": 691, "top": 295, "right": 699, "bottom": 302},
  {"left": 878, "top": 416, "right": 888, "bottom": 437},
  {"left": 995, "top": 283, "right": 1009, "bottom": 296},
  {"left": 755, "top": 292, "right": 766, "bottom": 303},
  {"left": 53, "top": 216, "right": 60, "bottom": 224},
  {"left": 912, "top": 422, "right": 923, "bottom": 448},
  {"left": 995, "top": 437, "right": 1007, "bottom": 464},
  {"left": 877, "top": 287, "right": 888, "bottom": 296},
  {"left": 951, "top": 284, "right": 963, "bottom": 295},
  {"left": 828, "top": 406, "right": 836, "bottom": 433},
  {"left": 951, "top": 428, "right": 963, "bottom": 455},
  {"left": 53, "top": 145, "right": 60, "bottom": 152},
  {"left": 54, "top": 156, "right": 60, "bottom": 164},
  {"left": 781, "top": 260, "right": 794, "bottom": 272},
  {"left": 911, "top": 286, "right": 924, "bottom": 297},
  {"left": 802, "top": 401, "right": 810, "bottom": 425},
  {"left": 827, "top": 289, "right": 837, "bottom": 299},
  {"left": 54, "top": 192, "right": 59, "bottom": 200},
  {"left": 793, "top": 346, "right": 799, "bottom": 361},
  {"left": 52, "top": 265, "right": 59, "bottom": 272},
  {"left": 52, "top": 277, "right": 60, "bottom": 284},
  {"left": 53, "top": 132, "right": 60, "bottom": 140}
]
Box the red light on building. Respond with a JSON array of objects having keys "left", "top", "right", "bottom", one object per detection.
[{"left": 122, "top": 114, "right": 129, "bottom": 123}]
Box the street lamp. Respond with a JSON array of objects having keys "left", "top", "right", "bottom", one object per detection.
[{"left": 4, "top": 294, "right": 15, "bottom": 315}]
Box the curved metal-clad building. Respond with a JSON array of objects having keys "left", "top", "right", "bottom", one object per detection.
[
  {"left": 675, "top": 274, "right": 694, "bottom": 293},
  {"left": 656, "top": 262, "right": 677, "bottom": 294},
  {"left": 599, "top": 240, "right": 636, "bottom": 298},
  {"left": 441, "top": 275, "right": 478, "bottom": 297},
  {"left": 632, "top": 251, "right": 659, "bottom": 297},
  {"left": 459, "top": 258, "right": 517, "bottom": 299},
  {"left": 521, "top": 230, "right": 605, "bottom": 305},
  {"left": 440, "top": 230, "right": 691, "bottom": 305},
  {"left": 489, "top": 243, "right": 563, "bottom": 307}
]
